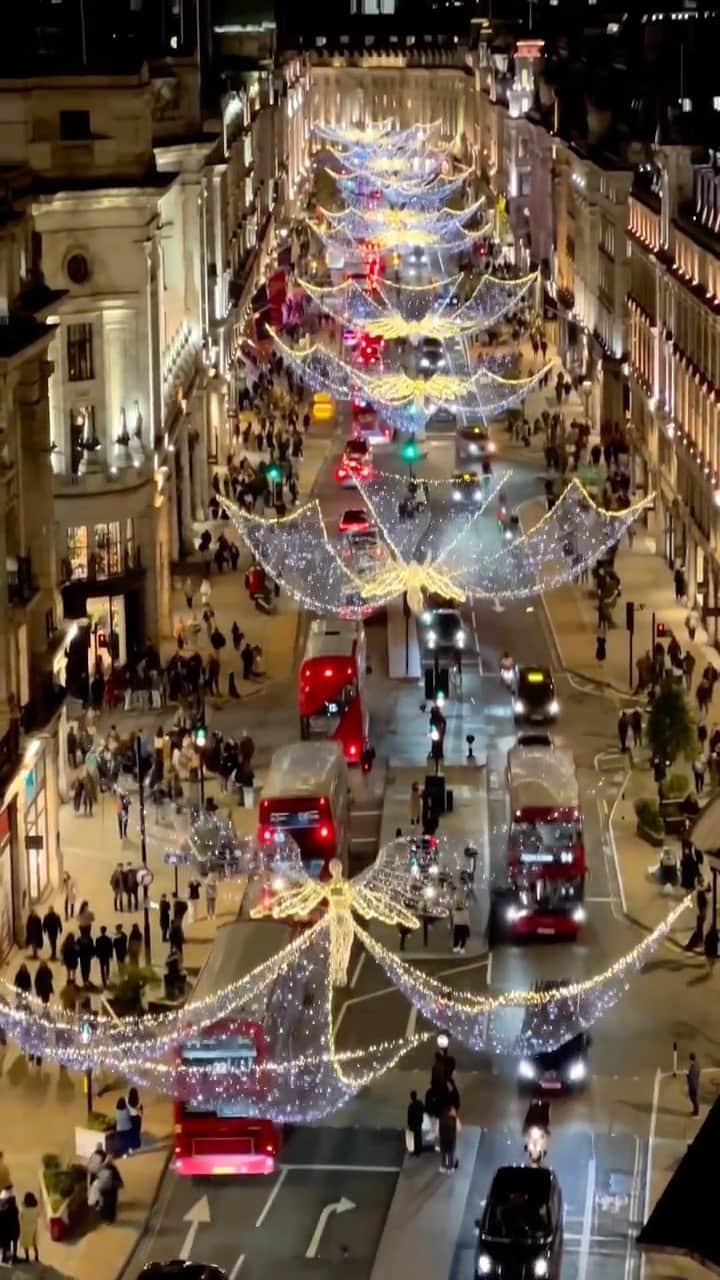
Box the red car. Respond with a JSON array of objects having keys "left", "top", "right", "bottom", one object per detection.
[
  {"left": 335, "top": 439, "right": 374, "bottom": 488},
  {"left": 338, "top": 508, "right": 372, "bottom": 534}
]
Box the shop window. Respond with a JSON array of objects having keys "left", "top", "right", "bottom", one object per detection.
[
  {"left": 24, "top": 755, "right": 48, "bottom": 904},
  {"left": 65, "top": 526, "right": 88, "bottom": 581},
  {"left": 69, "top": 405, "right": 96, "bottom": 475},
  {"left": 95, "top": 522, "right": 122, "bottom": 578},
  {"left": 67, "top": 322, "right": 94, "bottom": 382},
  {"left": 125, "top": 518, "right": 136, "bottom": 571}
]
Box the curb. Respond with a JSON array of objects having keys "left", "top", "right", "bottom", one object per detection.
[{"left": 114, "top": 1144, "right": 173, "bottom": 1280}]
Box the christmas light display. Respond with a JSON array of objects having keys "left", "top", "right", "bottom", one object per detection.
[
  {"left": 312, "top": 214, "right": 490, "bottom": 256},
  {"left": 313, "top": 120, "right": 439, "bottom": 151},
  {"left": 333, "top": 165, "right": 471, "bottom": 211},
  {"left": 327, "top": 145, "right": 446, "bottom": 184},
  {"left": 298, "top": 270, "right": 537, "bottom": 340},
  {"left": 268, "top": 326, "right": 552, "bottom": 434}
]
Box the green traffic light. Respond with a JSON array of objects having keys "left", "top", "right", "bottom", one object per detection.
[
  {"left": 266, "top": 465, "right": 282, "bottom": 483},
  {"left": 401, "top": 436, "right": 420, "bottom": 463}
]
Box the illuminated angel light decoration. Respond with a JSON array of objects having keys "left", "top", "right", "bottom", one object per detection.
[
  {"left": 313, "top": 119, "right": 440, "bottom": 151},
  {"left": 297, "top": 271, "right": 537, "bottom": 341},
  {"left": 334, "top": 165, "right": 471, "bottom": 210},
  {"left": 312, "top": 213, "right": 492, "bottom": 256},
  {"left": 329, "top": 147, "right": 446, "bottom": 185},
  {"left": 226, "top": 477, "right": 652, "bottom": 616},
  {"left": 251, "top": 856, "right": 419, "bottom": 987},
  {"left": 269, "top": 327, "right": 553, "bottom": 435},
  {"left": 316, "top": 200, "right": 486, "bottom": 243}
]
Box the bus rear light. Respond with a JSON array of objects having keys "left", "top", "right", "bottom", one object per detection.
[
  {"left": 319, "top": 825, "right": 331, "bottom": 839},
  {"left": 265, "top": 1143, "right": 275, "bottom": 1154},
  {"left": 324, "top": 667, "right": 334, "bottom": 676},
  {"left": 348, "top": 743, "right": 358, "bottom": 757},
  {"left": 260, "top": 827, "right": 273, "bottom": 842}
]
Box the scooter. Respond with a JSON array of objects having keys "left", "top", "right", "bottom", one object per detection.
[
  {"left": 500, "top": 663, "right": 517, "bottom": 691},
  {"left": 253, "top": 586, "right": 276, "bottom": 615},
  {"left": 524, "top": 1125, "right": 548, "bottom": 1167}
]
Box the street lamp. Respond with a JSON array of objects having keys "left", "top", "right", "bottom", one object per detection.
[
  {"left": 581, "top": 378, "right": 592, "bottom": 427},
  {"left": 134, "top": 734, "right": 152, "bottom": 966}
]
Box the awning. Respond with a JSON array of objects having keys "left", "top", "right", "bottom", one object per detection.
[
  {"left": 690, "top": 792, "right": 720, "bottom": 853},
  {"left": 637, "top": 1094, "right": 720, "bottom": 1272}
]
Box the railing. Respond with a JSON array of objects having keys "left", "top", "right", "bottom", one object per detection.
[{"left": 59, "top": 545, "right": 143, "bottom": 586}]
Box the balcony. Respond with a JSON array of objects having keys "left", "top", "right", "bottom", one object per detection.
[
  {"left": 7, "top": 556, "right": 37, "bottom": 608},
  {"left": 59, "top": 545, "right": 143, "bottom": 587}
]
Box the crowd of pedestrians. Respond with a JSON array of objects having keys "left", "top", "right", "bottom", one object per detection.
[{"left": 405, "top": 1049, "right": 462, "bottom": 1173}]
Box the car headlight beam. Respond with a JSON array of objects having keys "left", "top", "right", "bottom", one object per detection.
[
  {"left": 477, "top": 1254, "right": 493, "bottom": 1276},
  {"left": 568, "top": 1058, "right": 587, "bottom": 1083},
  {"left": 518, "top": 1058, "right": 537, "bottom": 1080},
  {"left": 533, "top": 1259, "right": 549, "bottom": 1278}
]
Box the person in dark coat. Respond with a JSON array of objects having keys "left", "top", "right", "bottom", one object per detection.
[
  {"left": 127, "top": 923, "right": 143, "bottom": 967},
  {"left": 159, "top": 893, "right": 171, "bottom": 943},
  {"left": 60, "top": 933, "right": 78, "bottom": 980},
  {"left": 124, "top": 865, "right": 139, "bottom": 912},
  {"left": 13, "top": 964, "right": 32, "bottom": 1000},
  {"left": 42, "top": 906, "right": 62, "bottom": 961},
  {"left": 113, "top": 924, "right": 128, "bottom": 974},
  {"left": 24, "top": 910, "right": 43, "bottom": 959},
  {"left": 407, "top": 1090, "right": 425, "bottom": 1156},
  {"left": 438, "top": 1106, "right": 459, "bottom": 1173},
  {"left": 77, "top": 932, "right": 95, "bottom": 988},
  {"left": 96, "top": 1159, "right": 123, "bottom": 1222},
  {"left": 0, "top": 1187, "right": 20, "bottom": 1263},
  {"left": 34, "top": 961, "right": 53, "bottom": 1007},
  {"left": 169, "top": 918, "right": 185, "bottom": 957},
  {"left": 95, "top": 927, "right": 114, "bottom": 987}
]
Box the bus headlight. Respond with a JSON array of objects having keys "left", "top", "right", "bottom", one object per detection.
[
  {"left": 518, "top": 1058, "right": 536, "bottom": 1080},
  {"left": 568, "top": 1059, "right": 587, "bottom": 1083}
]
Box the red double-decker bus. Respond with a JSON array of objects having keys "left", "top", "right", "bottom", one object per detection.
[
  {"left": 173, "top": 919, "right": 294, "bottom": 1176},
  {"left": 298, "top": 619, "right": 369, "bottom": 764},
  {"left": 498, "top": 736, "right": 586, "bottom": 940}
]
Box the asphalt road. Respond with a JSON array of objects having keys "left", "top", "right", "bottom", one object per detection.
[{"left": 125, "top": 1128, "right": 404, "bottom": 1280}]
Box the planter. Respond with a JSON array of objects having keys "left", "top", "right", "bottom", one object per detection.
[
  {"left": 74, "top": 1125, "right": 114, "bottom": 1160},
  {"left": 636, "top": 820, "right": 665, "bottom": 848},
  {"left": 39, "top": 1166, "right": 88, "bottom": 1242}
]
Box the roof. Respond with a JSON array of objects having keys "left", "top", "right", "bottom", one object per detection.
[
  {"left": 638, "top": 1094, "right": 720, "bottom": 1269},
  {"left": 263, "top": 741, "right": 346, "bottom": 798},
  {"left": 190, "top": 919, "right": 293, "bottom": 1009},
  {"left": 303, "top": 619, "right": 360, "bottom": 662},
  {"left": 507, "top": 745, "right": 579, "bottom": 810},
  {"left": 489, "top": 1164, "right": 553, "bottom": 1200}
]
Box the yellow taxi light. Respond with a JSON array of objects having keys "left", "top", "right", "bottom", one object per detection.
[{"left": 526, "top": 671, "right": 545, "bottom": 684}]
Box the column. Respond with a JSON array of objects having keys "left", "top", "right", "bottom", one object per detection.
[
  {"left": 103, "top": 310, "right": 133, "bottom": 469},
  {"left": 178, "top": 423, "right": 194, "bottom": 554}
]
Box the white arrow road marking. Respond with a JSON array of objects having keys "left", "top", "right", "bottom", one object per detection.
[
  {"left": 305, "top": 1196, "right": 356, "bottom": 1258},
  {"left": 179, "top": 1194, "right": 212, "bottom": 1260},
  {"left": 228, "top": 1254, "right": 245, "bottom": 1280}
]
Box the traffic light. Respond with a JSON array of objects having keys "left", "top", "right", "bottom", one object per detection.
[
  {"left": 595, "top": 635, "right": 607, "bottom": 662},
  {"left": 625, "top": 601, "right": 635, "bottom": 633},
  {"left": 401, "top": 434, "right": 420, "bottom": 464},
  {"left": 194, "top": 725, "right": 207, "bottom": 748},
  {"left": 266, "top": 463, "right": 282, "bottom": 484}
]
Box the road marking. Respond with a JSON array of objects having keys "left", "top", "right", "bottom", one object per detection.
[
  {"left": 352, "top": 809, "right": 383, "bottom": 817},
  {"left": 305, "top": 1197, "right": 356, "bottom": 1258},
  {"left": 641, "top": 1068, "right": 663, "bottom": 1280},
  {"left": 281, "top": 1163, "right": 401, "bottom": 1172},
  {"left": 349, "top": 951, "right": 366, "bottom": 989},
  {"left": 255, "top": 1166, "right": 288, "bottom": 1228},
  {"left": 435, "top": 957, "right": 489, "bottom": 978},
  {"left": 578, "top": 1153, "right": 596, "bottom": 1280},
  {"left": 179, "top": 1195, "right": 211, "bottom": 1260},
  {"left": 486, "top": 949, "right": 493, "bottom": 984},
  {"left": 229, "top": 1255, "right": 245, "bottom": 1280},
  {"left": 333, "top": 985, "right": 399, "bottom": 1036},
  {"left": 405, "top": 1005, "right": 418, "bottom": 1039},
  {"left": 625, "top": 1134, "right": 641, "bottom": 1280}
]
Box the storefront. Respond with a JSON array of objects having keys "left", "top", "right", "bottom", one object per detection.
[
  {"left": 24, "top": 753, "right": 49, "bottom": 904},
  {"left": 0, "top": 805, "right": 16, "bottom": 961}
]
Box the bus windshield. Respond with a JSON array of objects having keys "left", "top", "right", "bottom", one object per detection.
[{"left": 513, "top": 819, "right": 582, "bottom": 861}]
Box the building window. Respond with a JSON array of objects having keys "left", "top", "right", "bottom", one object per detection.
[
  {"left": 95, "top": 522, "right": 122, "bottom": 578},
  {"left": 67, "top": 323, "right": 94, "bottom": 382},
  {"left": 65, "top": 526, "right": 89, "bottom": 581},
  {"left": 59, "top": 110, "right": 91, "bottom": 141}
]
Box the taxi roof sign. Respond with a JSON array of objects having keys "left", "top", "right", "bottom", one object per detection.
[{"left": 526, "top": 670, "right": 546, "bottom": 684}]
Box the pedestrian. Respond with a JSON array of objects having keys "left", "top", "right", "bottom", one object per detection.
[
  {"left": 127, "top": 923, "right": 143, "bottom": 967},
  {"left": 187, "top": 878, "right": 201, "bottom": 923},
  {"left": 409, "top": 780, "right": 422, "bottom": 827},
  {"left": 95, "top": 926, "right": 114, "bottom": 987},
  {"left": 687, "top": 1051, "right": 700, "bottom": 1116},
  {"left": 407, "top": 1090, "right": 425, "bottom": 1156},
  {"left": 686, "top": 607, "right": 700, "bottom": 641},
  {"left": 60, "top": 932, "right": 78, "bottom": 980},
  {"left": 42, "top": 904, "right": 62, "bottom": 961},
  {"left": 232, "top": 621, "right": 243, "bottom": 652},
  {"left": 77, "top": 899, "right": 94, "bottom": 938},
  {"left": 693, "top": 754, "right": 707, "bottom": 794},
  {"left": 127, "top": 1086, "right": 143, "bottom": 1152},
  {"left": 111, "top": 861, "right": 125, "bottom": 910},
  {"left": 698, "top": 718, "right": 709, "bottom": 749},
  {"left": 23, "top": 908, "right": 42, "bottom": 960},
  {"left": 114, "top": 1096, "right": 133, "bottom": 1156},
  {"left": 697, "top": 679, "right": 712, "bottom": 713},
  {"left": 241, "top": 641, "right": 254, "bottom": 680},
  {"left": 438, "top": 1105, "right": 459, "bottom": 1173},
  {"left": 205, "top": 873, "right": 217, "bottom": 920},
  {"left": 95, "top": 1157, "right": 123, "bottom": 1222},
  {"left": 452, "top": 901, "right": 471, "bottom": 954},
  {"left": 617, "top": 710, "right": 629, "bottom": 753},
  {"left": 116, "top": 792, "right": 130, "bottom": 842},
  {"left": 63, "top": 871, "right": 77, "bottom": 920},
  {"left": 199, "top": 577, "right": 212, "bottom": 609},
  {"left": 159, "top": 893, "right": 171, "bottom": 943},
  {"left": 183, "top": 576, "right": 194, "bottom": 609},
  {"left": 18, "top": 1192, "right": 39, "bottom": 1264},
  {"left": 77, "top": 930, "right": 95, "bottom": 988},
  {"left": 683, "top": 650, "right": 696, "bottom": 692},
  {"left": 630, "top": 708, "right": 643, "bottom": 748},
  {"left": 169, "top": 916, "right": 184, "bottom": 956},
  {"left": 124, "top": 864, "right": 139, "bottom": 912},
  {"left": 0, "top": 1187, "right": 20, "bottom": 1264},
  {"left": 0, "top": 1154, "right": 10, "bottom": 1192},
  {"left": 674, "top": 565, "right": 687, "bottom": 601},
  {"left": 34, "top": 960, "right": 53, "bottom": 1007},
  {"left": 113, "top": 924, "right": 128, "bottom": 974}
]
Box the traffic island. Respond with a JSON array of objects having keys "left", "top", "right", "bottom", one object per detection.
[{"left": 39, "top": 1154, "right": 88, "bottom": 1242}]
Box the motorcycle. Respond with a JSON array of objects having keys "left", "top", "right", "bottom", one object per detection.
[
  {"left": 500, "top": 661, "right": 517, "bottom": 691},
  {"left": 523, "top": 1099, "right": 550, "bottom": 1167}
]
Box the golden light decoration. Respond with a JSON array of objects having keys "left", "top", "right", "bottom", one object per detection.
[
  {"left": 361, "top": 558, "right": 466, "bottom": 615},
  {"left": 251, "top": 857, "right": 419, "bottom": 987}
]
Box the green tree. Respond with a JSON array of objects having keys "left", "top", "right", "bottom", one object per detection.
[{"left": 647, "top": 676, "right": 696, "bottom": 766}]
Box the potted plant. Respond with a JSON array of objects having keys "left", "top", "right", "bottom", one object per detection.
[
  {"left": 634, "top": 798, "right": 665, "bottom": 847},
  {"left": 39, "top": 1154, "right": 88, "bottom": 1242},
  {"left": 74, "top": 1109, "right": 115, "bottom": 1160}
]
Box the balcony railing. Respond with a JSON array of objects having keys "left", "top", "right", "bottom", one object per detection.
[
  {"left": 7, "top": 556, "right": 36, "bottom": 607},
  {"left": 59, "top": 545, "right": 143, "bottom": 586}
]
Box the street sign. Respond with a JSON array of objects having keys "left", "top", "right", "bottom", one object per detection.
[
  {"left": 136, "top": 867, "right": 154, "bottom": 888},
  {"left": 25, "top": 835, "right": 43, "bottom": 850}
]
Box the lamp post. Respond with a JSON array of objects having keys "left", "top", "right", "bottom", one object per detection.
[
  {"left": 193, "top": 723, "right": 207, "bottom": 807},
  {"left": 134, "top": 734, "right": 152, "bottom": 966},
  {"left": 581, "top": 378, "right": 593, "bottom": 428},
  {"left": 401, "top": 433, "right": 420, "bottom": 481}
]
